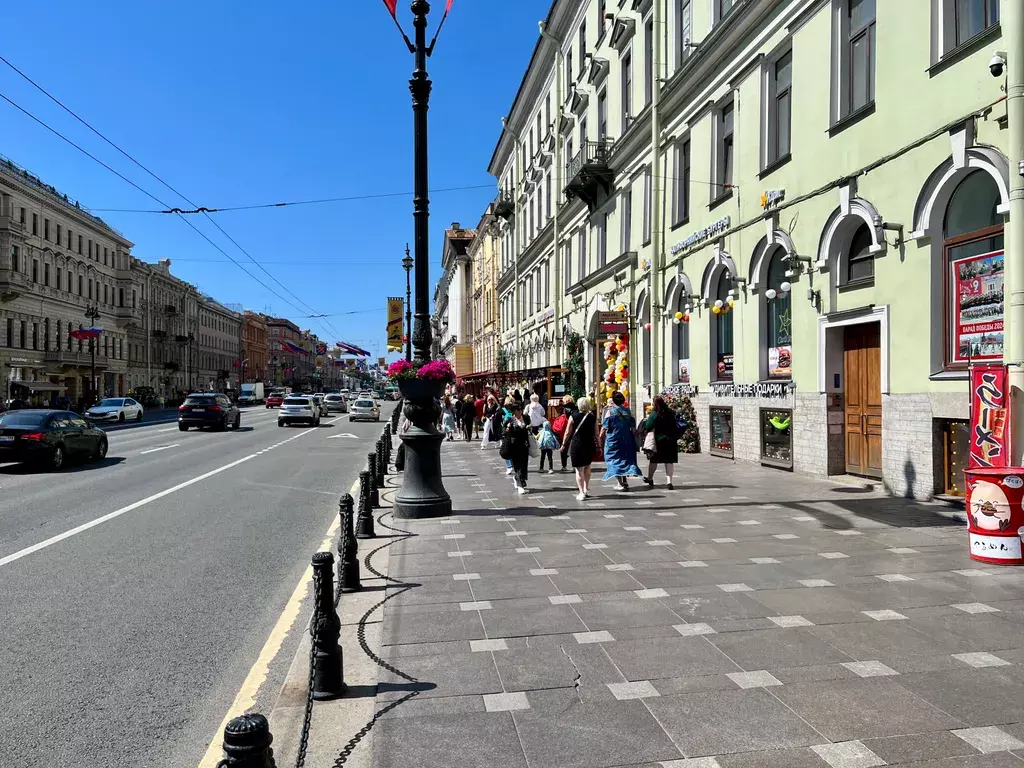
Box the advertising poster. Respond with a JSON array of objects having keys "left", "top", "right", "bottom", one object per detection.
[
  {"left": 678, "top": 358, "right": 690, "bottom": 383},
  {"left": 952, "top": 250, "right": 1004, "bottom": 363},
  {"left": 387, "top": 297, "right": 404, "bottom": 352},
  {"left": 768, "top": 345, "right": 792, "bottom": 378},
  {"left": 969, "top": 364, "right": 1008, "bottom": 469},
  {"left": 716, "top": 353, "right": 733, "bottom": 381}
]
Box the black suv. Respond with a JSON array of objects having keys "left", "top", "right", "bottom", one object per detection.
[{"left": 178, "top": 393, "right": 241, "bottom": 431}]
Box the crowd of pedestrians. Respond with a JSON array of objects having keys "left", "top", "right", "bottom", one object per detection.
[{"left": 441, "top": 384, "right": 682, "bottom": 502}]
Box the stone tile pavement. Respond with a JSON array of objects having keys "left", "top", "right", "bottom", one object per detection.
[{"left": 370, "top": 440, "right": 1024, "bottom": 768}]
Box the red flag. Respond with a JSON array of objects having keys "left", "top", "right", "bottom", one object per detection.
[
  {"left": 382, "top": 0, "right": 398, "bottom": 18},
  {"left": 446, "top": 0, "right": 454, "bottom": 12}
]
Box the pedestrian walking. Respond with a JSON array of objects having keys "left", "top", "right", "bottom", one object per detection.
[
  {"left": 441, "top": 396, "right": 456, "bottom": 441},
  {"left": 525, "top": 393, "right": 546, "bottom": 435},
  {"left": 499, "top": 401, "right": 531, "bottom": 494},
  {"left": 460, "top": 395, "right": 475, "bottom": 441},
  {"left": 481, "top": 394, "right": 501, "bottom": 449},
  {"left": 600, "top": 390, "right": 644, "bottom": 491},
  {"left": 551, "top": 394, "right": 576, "bottom": 472},
  {"left": 642, "top": 396, "right": 679, "bottom": 490},
  {"left": 538, "top": 419, "right": 558, "bottom": 474},
  {"left": 499, "top": 396, "right": 518, "bottom": 474},
  {"left": 561, "top": 397, "right": 597, "bottom": 500},
  {"left": 473, "top": 393, "right": 486, "bottom": 438}
]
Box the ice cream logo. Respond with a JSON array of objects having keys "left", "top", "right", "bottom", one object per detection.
[{"left": 969, "top": 480, "right": 1012, "bottom": 531}]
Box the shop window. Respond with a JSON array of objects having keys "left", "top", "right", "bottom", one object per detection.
[
  {"left": 710, "top": 406, "right": 733, "bottom": 457},
  {"left": 674, "top": 294, "right": 691, "bottom": 383},
  {"left": 760, "top": 408, "right": 793, "bottom": 469},
  {"left": 844, "top": 223, "right": 875, "bottom": 285},
  {"left": 711, "top": 274, "right": 734, "bottom": 381},
  {"left": 764, "top": 250, "right": 792, "bottom": 379},
  {"left": 943, "top": 170, "right": 1003, "bottom": 369},
  {"left": 940, "top": 419, "right": 969, "bottom": 496}
]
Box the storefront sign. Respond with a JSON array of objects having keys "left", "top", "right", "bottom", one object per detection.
[
  {"left": 711, "top": 381, "right": 794, "bottom": 398},
  {"left": 968, "top": 364, "right": 1008, "bottom": 468},
  {"left": 669, "top": 216, "right": 731, "bottom": 256},
  {"left": 760, "top": 189, "right": 785, "bottom": 209},
  {"left": 599, "top": 311, "right": 628, "bottom": 335},
  {"left": 952, "top": 250, "right": 1004, "bottom": 363},
  {"left": 538, "top": 308, "right": 555, "bottom": 322},
  {"left": 662, "top": 383, "right": 699, "bottom": 397}
]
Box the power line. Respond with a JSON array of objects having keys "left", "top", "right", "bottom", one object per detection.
[
  {"left": 89, "top": 183, "right": 496, "bottom": 214},
  {"left": 0, "top": 55, "right": 345, "bottom": 340}
]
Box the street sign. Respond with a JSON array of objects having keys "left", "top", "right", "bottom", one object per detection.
[{"left": 599, "top": 311, "right": 628, "bottom": 334}]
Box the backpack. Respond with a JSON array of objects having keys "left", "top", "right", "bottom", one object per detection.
[{"left": 551, "top": 412, "right": 569, "bottom": 438}]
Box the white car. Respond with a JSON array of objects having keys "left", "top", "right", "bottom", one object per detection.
[
  {"left": 278, "top": 396, "right": 321, "bottom": 427},
  {"left": 323, "top": 393, "right": 348, "bottom": 414},
  {"left": 85, "top": 397, "right": 144, "bottom": 424},
  {"left": 349, "top": 398, "right": 380, "bottom": 422}
]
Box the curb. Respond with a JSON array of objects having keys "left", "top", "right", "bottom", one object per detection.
[{"left": 268, "top": 477, "right": 404, "bottom": 768}]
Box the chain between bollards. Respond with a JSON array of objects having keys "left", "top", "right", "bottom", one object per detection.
[{"left": 337, "top": 494, "right": 361, "bottom": 593}]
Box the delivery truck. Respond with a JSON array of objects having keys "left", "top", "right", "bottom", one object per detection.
[{"left": 238, "top": 382, "right": 265, "bottom": 406}]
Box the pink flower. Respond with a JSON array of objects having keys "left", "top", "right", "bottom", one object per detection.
[
  {"left": 387, "top": 359, "right": 415, "bottom": 379},
  {"left": 417, "top": 359, "right": 456, "bottom": 383}
]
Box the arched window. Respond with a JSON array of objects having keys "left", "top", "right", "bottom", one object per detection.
[
  {"left": 944, "top": 170, "right": 1003, "bottom": 367},
  {"left": 638, "top": 294, "right": 651, "bottom": 386},
  {"left": 846, "top": 223, "right": 874, "bottom": 284},
  {"left": 673, "top": 290, "right": 691, "bottom": 383},
  {"left": 712, "top": 273, "right": 734, "bottom": 381},
  {"left": 764, "top": 250, "right": 792, "bottom": 379}
]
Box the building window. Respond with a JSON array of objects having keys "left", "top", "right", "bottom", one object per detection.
[
  {"left": 943, "top": 170, "right": 1003, "bottom": 368},
  {"left": 78, "top": 275, "right": 83, "bottom": 296},
  {"left": 642, "top": 167, "right": 652, "bottom": 243},
  {"left": 845, "top": 223, "right": 875, "bottom": 284},
  {"left": 44, "top": 263, "right": 50, "bottom": 287},
  {"left": 19, "top": 207, "right": 24, "bottom": 224},
  {"left": 89, "top": 279, "right": 94, "bottom": 300},
  {"left": 43, "top": 318, "right": 50, "bottom": 351},
  {"left": 578, "top": 226, "right": 587, "bottom": 277},
  {"left": 31, "top": 322, "right": 38, "bottom": 350},
  {"left": 940, "top": 419, "right": 970, "bottom": 496},
  {"left": 621, "top": 187, "right": 633, "bottom": 254},
  {"left": 545, "top": 173, "right": 552, "bottom": 218},
  {"left": 44, "top": 218, "right": 50, "bottom": 241},
  {"left": 11, "top": 245, "right": 18, "bottom": 272},
  {"left": 644, "top": 19, "right": 654, "bottom": 106},
  {"left": 32, "top": 260, "right": 38, "bottom": 282},
  {"left": 598, "top": 89, "right": 608, "bottom": 141},
  {"left": 953, "top": 0, "right": 999, "bottom": 47},
  {"left": 760, "top": 408, "right": 793, "bottom": 469},
  {"left": 673, "top": 140, "right": 690, "bottom": 225},
  {"left": 78, "top": 235, "right": 82, "bottom": 254},
  {"left": 544, "top": 260, "right": 551, "bottom": 305},
  {"left": 710, "top": 406, "right": 734, "bottom": 457},
  {"left": 832, "top": 0, "right": 876, "bottom": 124},
  {"left": 19, "top": 320, "right": 25, "bottom": 348},
  {"left": 56, "top": 224, "right": 61, "bottom": 244},
  {"left": 119, "top": 288, "right": 124, "bottom": 307},
  {"left": 714, "top": 100, "right": 734, "bottom": 202},
  {"left": 56, "top": 267, "right": 62, "bottom": 290},
  {"left": 714, "top": 0, "right": 734, "bottom": 25},
  {"left": 597, "top": 212, "right": 607, "bottom": 267},
  {"left": 566, "top": 48, "right": 574, "bottom": 91},
  {"left": 764, "top": 251, "right": 792, "bottom": 379},
  {"left": 766, "top": 49, "right": 792, "bottom": 167},
  {"left": 579, "top": 115, "right": 587, "bottom": 145},
  {"left": 67, "top": 228, "right": 72, "bottom": 248},
  {"left": 563, "top": 241, "right": 572, "bottom": 286},
  {"left": 579, "top": 18, "right": 587, "bottom": 65},
  {"left": 712, "top": 274, "right": 734, "bottom": 381},
  {"left": 103, "top": 284, "right": 109, "bottom": 305},
  {"left": 32, "top": 213, "right": 38, "bottom": 235},
  {"left": 676, "top": 0, "right": 692, "bottom": 68},
  {"left": 674, "top": 293, "right": 691, "bottom": 383},
  {"left": 620, "top": 53, "right": 632, "bottom": 130}
]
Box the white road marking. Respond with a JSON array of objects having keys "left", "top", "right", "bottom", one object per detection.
[
  {"left": 157, "top": 427, "right": 178, "bottom": 433},
  {"left": 139, "top": 444, "right": 180, "bottom": 455},
  {"left": 325, "top": 433, "right": 359, "bottom": 439}
]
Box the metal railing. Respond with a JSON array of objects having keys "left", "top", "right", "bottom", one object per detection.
[{"left": 566, "top": 139, "right": 614, "bottom": 181}]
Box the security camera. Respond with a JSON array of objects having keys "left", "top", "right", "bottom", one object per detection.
[{"left": 989, "top": 51, "right": 1006, "bottom": 78}]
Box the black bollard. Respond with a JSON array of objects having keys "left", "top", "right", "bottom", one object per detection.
[
  {"left": 395, "top": 440, "right": 405, "bottom": 472},
  {"left": 220, "top": 713, "right": 276, "bottom": 767},
  {"left": 378, "top": 438, "right": 388, "bottom": 476},
  {"left": 310, "top": 552, "right": 345, "bottom": 700},
  {"left": 356, "top": 471, "right": 377, "bottom": 539},
  {"left": 367, "top": 453, "right": 382, "bottom": 501},
  {"left": 374, "top": 444, "right": 386, "bottom": 487},
  {"left": 337, "top": 494, "right": 361, "bottom": 592}
]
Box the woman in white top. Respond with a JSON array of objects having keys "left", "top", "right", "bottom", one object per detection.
[{"left": 525, "top": 393, "right": 546, "bottom": 434}]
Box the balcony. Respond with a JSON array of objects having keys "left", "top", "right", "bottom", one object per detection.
[
  {"left": 152, "top": 329, "right": 167, "bottom": 339},
  {"left": 114, "top": 304, "right": 142, "bottom": 329},
  {"left": 45, "top": 349, "right": 108, "bottom": 367},
  {"left": 0, "top": 215, "right": 26, "bottom": 234},
  {"left": 493, "top": 190, "right": 514, "bottom": 221},
  {"left": 0, "top": 267, "right": 30, "bottom": 303},
  {"left": 164, "top": 304, "right": 178, "bottom": 315},
  {"left": 565, "top": 140, "right": 615, "bottom": 212}
]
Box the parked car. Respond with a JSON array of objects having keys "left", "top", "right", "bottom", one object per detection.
[
  {"left": 323, "top": 393, "right": 348, "bottom": 414},
  {"left": 278, "top": 396, "right": 321, "bottom": 427},
  {"left": 178, "top": 393, "right": 241, "bottom": 431},
  {"left": 85, "top": 397, "right": 144, "bottom": 424},
  {"left": 265, "top": 391, "right": 286, "bottom": 409},
  {"left": 349, "top": 398, "right": 380, "bottom": 422},
  {"left": 0, "top": 409, "right": 108, "bottom": 470}
]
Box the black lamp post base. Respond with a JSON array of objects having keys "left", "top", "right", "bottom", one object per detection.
[{"left": 393, "top": 429, "right": 452, "bottom": 519}]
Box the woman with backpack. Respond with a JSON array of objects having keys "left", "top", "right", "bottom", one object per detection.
[
  {"left": 550, "top": 395, "right": 575, "bottom": 472},
  {"left": 499, "top": 401, "right": 531, "bottom": 494},
  {"left": 642, "top": 396, "right": 679, "bottom": 490}
]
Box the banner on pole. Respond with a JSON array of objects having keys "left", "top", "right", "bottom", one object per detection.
[
  {"left": 969, "top": 363, "right": 1009, "bottom": 469},
  {"left": 387, "top": 297, "right": 404, "bottom": 352}
]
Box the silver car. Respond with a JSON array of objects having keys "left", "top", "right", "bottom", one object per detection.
[
  {"left": 278, "top": 396, "right": 321, "bottom": 427},
  {"left": 323, "top": 393, "right": 348, "bottom": 414},
  {"left": 349, "top": 398, "right": 380, "bottom": 422}
]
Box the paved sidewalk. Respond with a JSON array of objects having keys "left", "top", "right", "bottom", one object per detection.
[{"left": 362, "top": 441, "right": 1024, "bottom": 768}]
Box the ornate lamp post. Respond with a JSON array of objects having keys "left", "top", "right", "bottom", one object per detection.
[
  {"left": 402, "top": 243, "right": 413, "bottom": 362},
  {"left": 84, "top": 305, "right": 100, "bottom": 402},
  {"left": 390, "top": 0, "right": 451, "bottom": 519}
]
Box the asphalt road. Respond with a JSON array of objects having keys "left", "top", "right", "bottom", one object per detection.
[{"left": 0, "top": 403, "right": 393, "bottom": 768}]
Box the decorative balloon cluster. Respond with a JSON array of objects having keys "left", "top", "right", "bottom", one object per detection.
[
  {"left": 711, "top": 297, "right": 736, "bottom": 315},
  {"left": 599, "top": 332, "right": 630, "bottom": 403},
  {"left": 673, "top": 311, "right": 690, "bottom": 325}
]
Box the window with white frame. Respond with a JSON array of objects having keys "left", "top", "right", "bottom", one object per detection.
[
  {"left": 713, "top": 100, "right": 734, "bottom": 201},
  {"left": 621, "top": 186, "right": 633, "bottom": 254},
  {"left": 845, "top": 223, "right": 875, "bottom": 285},
  {"left": 644, "top": 19, "right": 653, "bottom": 106},
  {"left": 642, "top": 167, "right": 652, "bottom": 243},
  {"left": 579, "top": 115, "right": 588, "bottom": 145},
  {"left": 621, "top": 51, "right": 632, "bottom": 129},
  {"left": 764, "top": 48, "right": 792, "bottom": 167},
  {"left": 831, "top": 0, "right": 876, "bottom": 124},
  {"left": 673, "top": 139, "right": 690, "bottom": 225},
  {"left": 566, "top": 47, "right": 574, "bottom": 91},
  {"left": 934, "top": 0, "right": 999, "bottom": 58},
  {"left": 763, "top": 250, "right": 792, "bottom": 379},
  {"left": 598, "top": 89, "right": 608, "bottom": 141},
  {"left": 676, "top": 0, "right": 692, "bottom": 69},
  {"left": 545, "top": 173, "right": 552, "bottom": 218}
]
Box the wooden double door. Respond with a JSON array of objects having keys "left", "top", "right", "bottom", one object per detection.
[{"left": 844, "top": 324, "right": 882, "bottom": 478}]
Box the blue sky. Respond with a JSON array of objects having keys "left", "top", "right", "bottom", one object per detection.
[{"left": 0, "top": 0, "right": 549, "bottom": 360}]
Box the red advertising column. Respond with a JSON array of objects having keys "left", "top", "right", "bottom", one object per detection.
[{"left": 963, "top": 364, "right": 1024, "bottom": 564}]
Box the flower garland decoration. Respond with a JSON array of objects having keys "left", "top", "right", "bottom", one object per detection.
[{"left": 599, "top": 332, "right": 630, "bottom": 404}]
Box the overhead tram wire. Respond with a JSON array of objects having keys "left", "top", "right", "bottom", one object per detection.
[{"left": 0, "top": 55, "right": 344, "bottom": 340}]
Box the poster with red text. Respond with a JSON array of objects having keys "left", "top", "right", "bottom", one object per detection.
[{"left": 952, "top": 250, "right": 1004, "bottom": 363}]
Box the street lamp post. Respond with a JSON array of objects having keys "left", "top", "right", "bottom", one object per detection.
[
  {"left": 85, "top": 305, "right": 100, "bottom": 402},
  {"left": 402, "top": 243, "right": 413, "bottom": 362},
  {"left": 393, "top": 0, "right": 451, "bottom": 520}
]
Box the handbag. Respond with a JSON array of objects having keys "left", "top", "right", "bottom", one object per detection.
[
  {"left": 528, "top": 433, "right": 540, "bottom": 458},
  {"left": 643, "top": 430, "right": 657, "bottom": 453},
  {"left": 499, "top": 432, "right": 514, "bottom": 460}
]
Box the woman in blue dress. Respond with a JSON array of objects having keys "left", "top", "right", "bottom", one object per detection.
[{"left": 599, "top": 390, "right": 644, "bottom": 491}]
